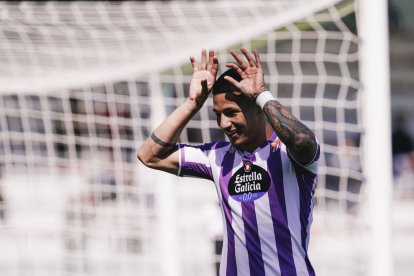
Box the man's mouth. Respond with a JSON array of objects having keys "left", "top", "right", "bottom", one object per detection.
[{"left": 225, "top": 129, "right": 237, "bottom": 137}]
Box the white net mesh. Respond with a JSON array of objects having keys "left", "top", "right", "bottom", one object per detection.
[{"left": 0, "top": 1, "right": 366, "bottom": 275}]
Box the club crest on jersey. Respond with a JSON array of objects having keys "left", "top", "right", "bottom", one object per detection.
[
  {"left": 228, "top": 162, "right": 271, "bottom": 203},
  {"left": 244, "top": 161, "right": 251, "bottom": 172},
  {"left": 271, "top": 138, "right": 281, "bottom": 151}
]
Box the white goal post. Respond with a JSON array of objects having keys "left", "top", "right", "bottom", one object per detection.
[
  {"left": 359, "top": 0, "right": 393, "bottom": 275},
  {"left": 0, "top": 1, "right": 392, "bottom": 276}
]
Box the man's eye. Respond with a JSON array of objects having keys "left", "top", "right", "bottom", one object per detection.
[{"left": 224, "top": 110, "right": 236, "bottom": 117}]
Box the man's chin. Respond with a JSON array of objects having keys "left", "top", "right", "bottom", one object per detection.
[
  {"left": 229, "top": 138, "right": 245, "bottom": 148},
  {"left": 228, "top": 135, "right": 239, "bottom": 144}
]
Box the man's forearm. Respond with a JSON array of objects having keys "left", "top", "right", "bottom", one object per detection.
[
  {"left": 263, "top": 100, "right": 317, "bottom": 165},
  {"left": 138, "top": 99, "right": 199, "bottom": 162}
]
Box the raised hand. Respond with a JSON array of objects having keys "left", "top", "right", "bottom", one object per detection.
[
  {"left": 189, "top": 49, "right": 219, "bottom": 108},
  {"left": 224, "top": 48, "right": 266, "bottom": 101}
]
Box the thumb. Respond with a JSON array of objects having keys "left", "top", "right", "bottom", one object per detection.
[{"left": 224, "top": 76, "right": 242, "bottom": 91}]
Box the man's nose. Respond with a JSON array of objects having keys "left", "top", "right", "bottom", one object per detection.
[{"left": 219, "top": 115, "right": 231, "bottom": 129}]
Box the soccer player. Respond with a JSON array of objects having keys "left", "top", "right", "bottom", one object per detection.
[{"left": 137, "top": 48, "right": 319, "bottom": 276}]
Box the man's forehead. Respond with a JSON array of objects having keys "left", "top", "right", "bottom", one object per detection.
[
  {"left": 213, "top": 92, "right": 239, "bottom": 106},
  {"left": 213, "top": 92, "right": 250, "bottom": 109}
]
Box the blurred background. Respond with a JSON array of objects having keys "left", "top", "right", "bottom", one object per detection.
[{"left": 0, "top": 0, "right": 412, "bottom": 275}]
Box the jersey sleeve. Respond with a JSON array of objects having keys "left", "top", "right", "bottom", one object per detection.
[
  {"left": 271, "top": 132, "right": 320, "bottom": 174},
  {"left": 177, "top": 142, "right": 215, "bottom": 181}
]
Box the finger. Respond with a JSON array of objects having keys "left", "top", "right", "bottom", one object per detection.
[
  {"left": 207, "top": 49, "right": 215, "bottom": 71},
  {"left": 201, "top": 49, "right": 207, "bottom": 70},
  {"left": 230, "top": 50, "right": 248, "bottom": 70},
  {"left": 224, "top": 76, "right": 242, "bottom": 91},
  {"left": 253, "top": 49, "right": 263, "bottom": 69},
  {"left": 226, "top": 63, "right": 246, "bottom": 79},
  {"left": 241, "top": 48, "right": 257, "bottom": 68},
  {"left": 190, "top": 56, "right": 198, "bottom": 72},
  {"left": 211, "top": 56, "right": 219, "bottom": 77}
]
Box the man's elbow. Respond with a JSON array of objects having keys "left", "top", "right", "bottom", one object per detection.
[
  {"left": 291, "top": 133, "right": 316, "bottom": 162},
  {"left": 137, "top": 148, "right": 166, "bottom": 170},
  {"left": 137, "top": 148, "right": 153, "bottom": 168}
]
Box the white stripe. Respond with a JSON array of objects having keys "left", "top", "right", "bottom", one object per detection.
[
  {"left": 219, "top": 207, "right": 228, "bottom": 276},
  {"left": 304, "top": 174, "right": 317, "bottom": 251},
  {"left": 281, "top": 145, "right": 309, "bottom": 275},
  {"left": 305, "top": 183, "right": 315, "bottom": 250},
  {"left": 228, "top": 154, "right": 250, "bottom": 276},
  {"left": 185, "top": 146, "right": 211, "bottom": 166},
  {"left": 209, "top": 143, "right": 230, "bottom": 198},
  {"left": 229, "top": 196, "right": 250, "bottom": 276},
  {"left": 209, "top": 144, "right": 231, "bottom": 276},
  {"left": 255, "top": 193, "right": 281, "bottom": 275},
  {"left": 177, "top": 145, "right": 182, "bottom": 176}
]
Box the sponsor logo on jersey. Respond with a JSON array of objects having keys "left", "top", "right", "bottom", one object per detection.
[{"left": 228, "top": 162, "right": 271, "bottom": 202}]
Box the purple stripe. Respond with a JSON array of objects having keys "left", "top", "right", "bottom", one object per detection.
[
  {"left": 179, "top": 143, "right": 216, "bottom": 180},
  {"left": 180, "top": 161, "right": 213, "bottom": 180},
  {"left": 242, "top": 154, "right": 256, "bottom": 163},
  {"left": 220, "top": 150, "right": 237, "bottom": 276},
  {"left": 267, "top": 150, "right": 297, "bottom": 276},
  {"left": 295, "top": 166, "right": 317, "bottom": 275},
  {"left": 214, "top": 141, "right": 231, "bottom": 150},
  {"left": 305, "top": 256, "right": 316, "bottom": 276},
  {"left": 242, "top": 201, "right": 265, "bottom": 276}
]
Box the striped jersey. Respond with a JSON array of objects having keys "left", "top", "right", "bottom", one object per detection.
[{"left": 178, "top": 132, "right": 319, "bottom": 276}]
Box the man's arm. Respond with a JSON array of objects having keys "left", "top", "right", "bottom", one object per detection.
[
  {"left": 137, "top": 49, "right": 218, "bottom": 174},
  {"left": 262, "top": 100, "right": 317, "bottom": 165},
  {"left": 224, "top": 48, "right": 317, "bottom": 165}
]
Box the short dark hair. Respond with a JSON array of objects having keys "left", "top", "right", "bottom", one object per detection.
[{"left": 212, "top": 69, "right": 242, "bottom": 95}]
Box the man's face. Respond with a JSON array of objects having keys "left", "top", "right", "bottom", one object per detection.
[{"left": 212, "top": 92, "right": 260, "bottom": 150}]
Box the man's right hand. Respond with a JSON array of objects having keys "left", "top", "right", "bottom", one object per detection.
[{"left": 189, "top": 49, "right": 219, "bottom": 109}]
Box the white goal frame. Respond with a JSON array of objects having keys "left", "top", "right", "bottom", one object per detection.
[
  {"left": 0, "top": 0, "right": 393, "bottom": 275},
  {"left": 359, "top": 0, "right": 393, "bottom": 275}
]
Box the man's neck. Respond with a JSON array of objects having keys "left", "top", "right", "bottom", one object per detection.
[
  {"left": 238, "top": 129, "right": 268, "bottom": 153},
  {"left": 265, "top": 122, "right": 274, "bottom": 140}
]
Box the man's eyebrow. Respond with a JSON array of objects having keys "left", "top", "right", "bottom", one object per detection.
[{"left": 213, "top": 107, "right": 239, "bottom": 114}]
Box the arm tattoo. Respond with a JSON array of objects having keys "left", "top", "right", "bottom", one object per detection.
[
  {"left": 263, "top": 100, "right": 317, "bottom": 165},
  {"left": 151, "top": 132, "right": 176, "bottom": 148},
  {"left": 150, "top": 132, "right": 178, "bottom": 158}
]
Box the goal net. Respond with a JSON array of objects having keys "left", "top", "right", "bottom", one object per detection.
[{"left": 0, "top": 1, "right": 380, "bottom": 275}]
